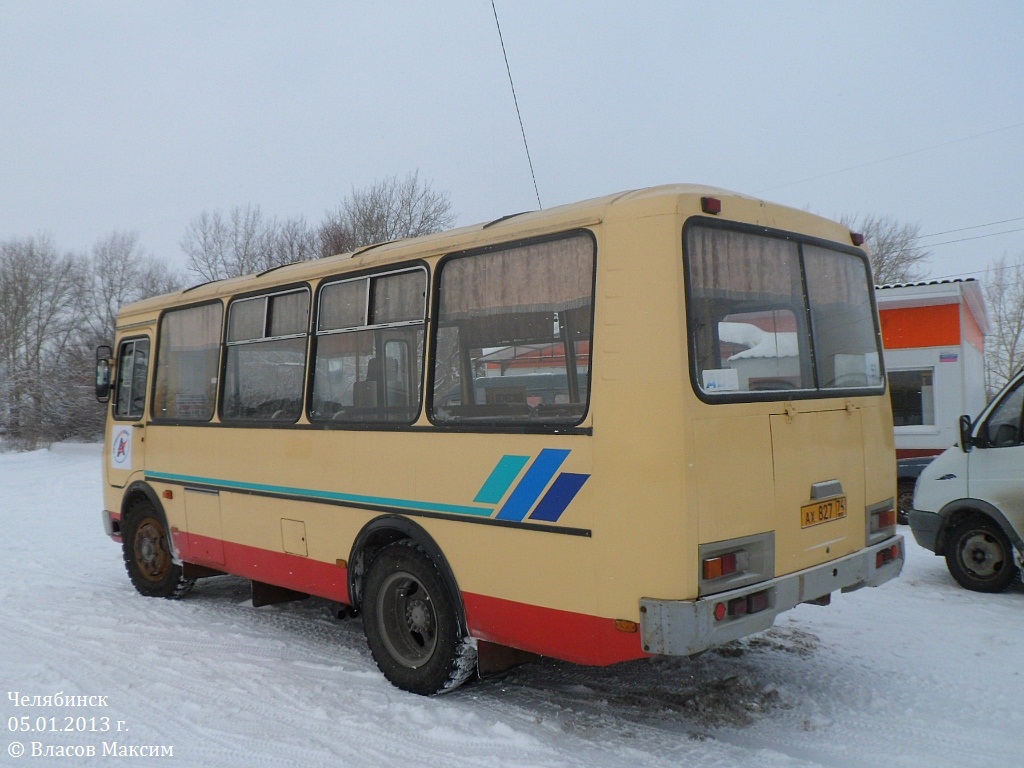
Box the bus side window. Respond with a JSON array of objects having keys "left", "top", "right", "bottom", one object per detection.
[
  {"left": 220, "top": 289, "right": 309, "bottom": 422},
  {"left": 430, "top": 233, "right": 594, "bottom": 426},
  {"left": 310, "top": 268, "right": 426, "bottom": 424},
  {"left": 114, "top": 338, "right": 150, "bottom": 420},
  {"left": 153, "top": 303, "right": 223, "bottom": 421}
]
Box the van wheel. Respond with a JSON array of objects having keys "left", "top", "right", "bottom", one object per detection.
[
  {"left": 362, "top": 540, "right": 476, "bottom": 695},
  {"left": 122, "top": 501, "right": 194, "bottom": 599},
  {"left": 945, "top": 514, "right": 1016, "bottom": 593},
  {"left": 896, "top": 481, "right": 914, "bottom": 525}
]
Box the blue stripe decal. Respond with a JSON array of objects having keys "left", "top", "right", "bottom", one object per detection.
[
  {"left": 495, "top": 448, "right": 571, "bottom": 522},
  {"left": 145, "top": 470, "right": 494, "bottom": 517},
  {"left": 529, "top": 473, "right": 590, "bottom": 522},
  {"left": 474, "top": 455, "right": 530, "bottom": 504}
]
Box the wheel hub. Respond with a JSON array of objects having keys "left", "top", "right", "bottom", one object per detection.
[
  {"left": 134, "top": 519, "right": 169, "bottom": 581},
  {"left": 377, "top": 571, "right": 438, "bottom": 668},
  {"left": 406, "top": 599, "right": 433, "bottom": 636},
  {"left": 962, "top": 532, "right": 1003, "bottom": 577}
]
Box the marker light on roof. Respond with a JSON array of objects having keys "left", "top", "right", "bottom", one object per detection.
[
  {"left": 851, "top": 231, "right": 865, "bottom": 246},
  {"left": 701, "top": 197, "right": 722, "bottom": 215}
]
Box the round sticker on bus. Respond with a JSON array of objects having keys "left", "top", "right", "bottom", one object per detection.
[{"left": 111, "top": 427, "right": 132, "bottom": 469}]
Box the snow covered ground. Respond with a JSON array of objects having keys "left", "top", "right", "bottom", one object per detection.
[{"left": 2, "top": 443, "right": 1022, "bottom": 767}]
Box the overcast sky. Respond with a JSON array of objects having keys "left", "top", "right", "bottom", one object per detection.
[{"left": 2, "top": 2, "right": 1022, "bottom": 284}]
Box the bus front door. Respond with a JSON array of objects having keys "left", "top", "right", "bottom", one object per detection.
[{"left": 107, "top": 337, "right": 151, "bottom": 489}]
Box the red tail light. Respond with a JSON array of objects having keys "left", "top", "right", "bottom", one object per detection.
[
  {"left": 876, "top": 544, "right": 901, "bottom": 568},
  {"left": 703, "top": 552, "right": 739, "bottom": 580},
  {"left": 715, "top": 590, "right": 771, "bottom": 621},
  {"left": 871, "top": 507, "right": 897, "bottom": 533}
]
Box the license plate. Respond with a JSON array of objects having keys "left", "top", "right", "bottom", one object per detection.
[{"left": 801, "top": 496, "right": 847, "bottom": 528}]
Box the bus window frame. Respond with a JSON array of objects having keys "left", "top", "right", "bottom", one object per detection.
[
  {"left": 150, "top": 298, "right": 226, "bottom": 425},
  {"left": 307, "top": 262, "right": 429, "bottom": 429},
  {"left": 111, "top": 335, "right": 151, "bottom": 422},
  {"left": 219, "top": 283, "right": 312, "bottom": 426},
  {"left": 682, "top": 216, "right": 886, "bottom": 405},
  {"left": 425, "top": 229, "right": 598, "bottom": 433}
]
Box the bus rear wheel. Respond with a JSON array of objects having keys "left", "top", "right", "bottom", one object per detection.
[
  {"left": 945, "top": 514, "right": 1016, "bottom": 593},
  {"left": 362, "top": 540, "right": 476, "bottom": 695},
  {"left": 121, "top": 501, "right": 194, "bottom": 599}
]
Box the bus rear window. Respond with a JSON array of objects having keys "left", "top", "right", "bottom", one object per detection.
[{"left": 685, "top": 224, "right": 882, "bottom": 398}]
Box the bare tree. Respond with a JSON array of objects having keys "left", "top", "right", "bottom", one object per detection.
[
  {"left": 181, "top": 206, "right": 316, "bottom": 280},
  {"left": 267, "top": 216, "right": 318, "bottom": 268},
  {"left": 983, "top": 253, "right": 1024, "bottom": 394},
  {"left": 0, "top": 235, "right": 85, "bottom": 448},
  {"left": 82, "top": 231, "right": 184, "bottom": 346},
  {"left": 180, "top": 205, "right": 263, "bottom": 281},
  {"left": 319, "top": 171, "right": 455, "bottom": 257},
  {"left": 841, "top": 214, "right": 930, "bottom": 285},
  {"left": 0, "top": 231, "right": 184, "bottom": 448}
]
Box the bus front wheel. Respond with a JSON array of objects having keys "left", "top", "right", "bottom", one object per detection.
[
  {"left": 362, "top": 540, "right": 476, "bottom": 695},
  {"left": 121, "top": 501, "right": 194, "bottom": 599}
]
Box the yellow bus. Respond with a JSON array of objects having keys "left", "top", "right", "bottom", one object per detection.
[{"left": 96, "top": 185, "right": 904, "bottom": 695}]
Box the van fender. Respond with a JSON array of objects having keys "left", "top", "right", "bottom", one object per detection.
[{"left": 935, "top": 498, "right": 1024, "bottom": 557}]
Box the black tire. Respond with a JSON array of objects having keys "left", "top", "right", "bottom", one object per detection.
[
  {"left": 945, "top": 514, "right": 1017, "bottom": 593},
  {"left": 897, "top": 481, "right": 915, "bottom": 525},
  {"left": 121, "top": 501, "right": 194, "bottom": 599},
  {"left": 362, "top": 540, "right": 476, "bottom": 695}
]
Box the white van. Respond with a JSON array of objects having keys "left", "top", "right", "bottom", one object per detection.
[{"left": 909, "top": 368, "right": 1024, "bottom": 592}]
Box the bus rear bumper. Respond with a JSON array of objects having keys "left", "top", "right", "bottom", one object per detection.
[{"left": 639, "top": 535, "right": 904, "bottom": 657}]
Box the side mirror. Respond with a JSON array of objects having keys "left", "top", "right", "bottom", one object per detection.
[
  {"left": 959, "top": 414, "right": 974, "bottom": 453},
  {"left": 95, "top": 345, "right": 113, "bottom": 403}
]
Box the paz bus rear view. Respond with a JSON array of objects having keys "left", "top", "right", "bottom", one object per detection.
[{"left": 96, "top": 184, "right": 904, "bottom": 694}]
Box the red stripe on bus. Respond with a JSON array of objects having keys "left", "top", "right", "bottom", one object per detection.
[
  {"left": 173, "top": 531, "right": 350, "bottom": 604},
  {"left": 462, "top": 592, "right": 647, "bottom": 666},
  {"left": 170, "top": 531, "right": 644, "bottom": 666}
]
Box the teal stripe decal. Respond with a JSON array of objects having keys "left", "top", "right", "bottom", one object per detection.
[
  {"left": 146, "top": 470, "right": 494, "bottom": 517},
  {"left": 473, "top": 455, "right": 530, "bottom": 504}
]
